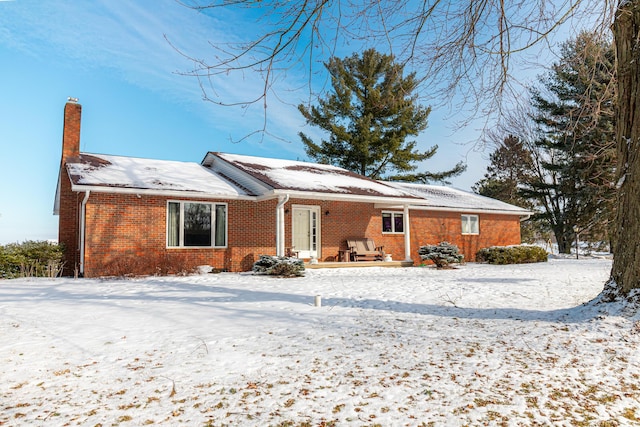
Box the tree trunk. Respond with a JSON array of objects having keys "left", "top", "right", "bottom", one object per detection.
[
  {"left": 552, "top": 226, "right": 573, "bottom": 254},
  {"left": 611, "top": 0, "right": 640, "bottom": 294}
]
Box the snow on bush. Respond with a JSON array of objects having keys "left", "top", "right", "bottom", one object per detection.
[
  {"left": 418, "top": 242, "right": 464, "bottom": 269},
  {"left": 252, "top": 255, "right": 305, "bottom": 277}
]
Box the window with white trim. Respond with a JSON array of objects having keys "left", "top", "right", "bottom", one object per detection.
[
  {"left": 382, "top": 212, "right": 404, "bottom": 233},
  {"left": 167, "top": 201, "right": 227, "bottom": 247},
  {"left": 461, "top": 214, "right": 479, "bottom": 235}
]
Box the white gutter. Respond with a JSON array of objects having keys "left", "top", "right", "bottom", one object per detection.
[
  {"left": 79, "top": 190, "right": 90, "bottom": 276},
  {"left": 378, "top": 204, "right": 533, "bottom": 217},
  {"left": 259, "top": 189, "right": 423, "bottom": 206},
  {"left": 276, "top": 194, "right": 290, "bottom": 256},
  {"left": 70, "top": 184, "right": 256, "bottom": 201}
]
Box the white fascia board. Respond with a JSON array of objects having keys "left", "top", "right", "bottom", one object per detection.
[
  {"left": 376, "top": 203, "right": 533, "bottom": 217},
  {"left": 268, "top": 189, "right": 425, "bottom": 205},
  {"left": 69, "top": 184, "right": 256, "bottom": 201},
  {"left": 203, "top": 153, "right": 272, "bottom": 196}
]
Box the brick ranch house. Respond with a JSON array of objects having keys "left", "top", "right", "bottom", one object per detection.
[{"left": 55, "top": 100, "right": 532, "bottom": 277}]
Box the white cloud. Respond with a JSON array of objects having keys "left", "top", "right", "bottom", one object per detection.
[{"left": 0, "top": 0, "right": 304, "bottom": 142}]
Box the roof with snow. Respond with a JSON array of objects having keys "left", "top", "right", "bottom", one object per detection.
[
  {"left": 203, "top": 152, "right": 423, "bottom": 200},
  {"left": 60, "top": 151, "right": 530, "bottom": 215},
  {"left": 64, "top": 153, "right": 248, "bottom": 197},
  {"left": 387, "top": 182, "right": 532, "bottom": 215}
]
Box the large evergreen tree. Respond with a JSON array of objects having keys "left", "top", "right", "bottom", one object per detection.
[
  {"left": 523, "top": 32, "right": 616, "bottom": 253},
  {"left": 473, "top": 135, "right": 542, "bottom": 243},
  {"left": 473, "top": 135, "right": 534, "bottom": 206},
  {"left": 298, "top": 49, "right": 464, "bottom": 182}
]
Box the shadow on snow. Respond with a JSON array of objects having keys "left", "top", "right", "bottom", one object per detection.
[{"left": 0, "top": 274, "right": 607, "bottom": 324}]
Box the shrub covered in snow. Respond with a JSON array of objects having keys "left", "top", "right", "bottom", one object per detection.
[
  {"left": 252, "top": 255, "right": 305, "bottom": 277},
  {"left": 418, "top": 242, "right": 464, "bottom": 269},
  {"left": 476, "top": 245, "right": 548, "bottom": 265}
]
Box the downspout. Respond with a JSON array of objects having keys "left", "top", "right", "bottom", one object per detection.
[
  {"left": 403, "top": 204, "right": 413, "bottom": 262},
  {"left": 79, "top": 190, "right": 90, "bottom": 276},
  {"left": 276, "top": 194, "right": 289, "bottom": 256}
]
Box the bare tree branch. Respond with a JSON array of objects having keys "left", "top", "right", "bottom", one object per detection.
[{"left": 176, "top": 0, "right": 613, "bottom": 115}]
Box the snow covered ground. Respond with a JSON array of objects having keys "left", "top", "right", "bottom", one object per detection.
[{"left": 1, "top": 257, "right": 639, "bottom": 426}]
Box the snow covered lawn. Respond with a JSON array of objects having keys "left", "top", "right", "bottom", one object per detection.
[{"left": 1, "top": 258, "right": 639, "bottom": 426}]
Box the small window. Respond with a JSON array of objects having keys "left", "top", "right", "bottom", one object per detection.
[
  {"left": 167, "top": 201, "right": 227, "bottom": 248},
  {"left": 382, "top": 212, "right": 404, "bottom": 233},
  {"left": 461, "top": 214, "right": 479, "bottom": 235}
]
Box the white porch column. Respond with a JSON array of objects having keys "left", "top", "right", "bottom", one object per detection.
[
  {"left": 403, "top": 204, "right": 413, "bottom": 262},
  {"left": 276, "top": 195, "right": 289, "bottom": 256}
]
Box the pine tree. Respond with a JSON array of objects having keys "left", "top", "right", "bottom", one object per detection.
[
  {"left": 298, "top": 49, "right": 465, "bottom": 182},
  {"left": 473, "top": 135, "right": 534, "bottom": 205},
  {"left": 473, "top": 135, "right": 542, "bottom": 242},
  {"left": 524, "top": 32, "right": 616, "bottom": 253}
]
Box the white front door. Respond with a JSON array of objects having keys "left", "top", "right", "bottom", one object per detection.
[{"left": 292, "top": 206, "right": 320, "bottom": 258}]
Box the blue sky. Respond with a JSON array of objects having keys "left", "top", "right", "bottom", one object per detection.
[{"left": 0, "top": 0, "right": 528, "bottom": 244}]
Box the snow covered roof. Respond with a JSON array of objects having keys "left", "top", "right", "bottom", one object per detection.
[
  {"left": 60, "top": 151, "right": 530, "bottom": 216},
  {"left": 204, "top": 152, "right": 423, "bottom": 201},
  {"left": 64, "top": 153, "right": 249, "bottom": 197},
  {"left": 387, "top": 182, "right": 532, "bottom": 215}
]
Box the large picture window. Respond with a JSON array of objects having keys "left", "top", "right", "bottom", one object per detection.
[
  {"left": 167, "top": 201, "right": 227, "bottom": 247},
  {"left": 461, "top": 214, "right": 479, "bottom": 235},
  {"left": 382, "top": 212, "right": 404, "bottom": 233}
]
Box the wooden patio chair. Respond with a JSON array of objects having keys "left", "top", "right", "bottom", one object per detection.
[{"left": 346, "top": 238, "right": 384, "bottom": 261}]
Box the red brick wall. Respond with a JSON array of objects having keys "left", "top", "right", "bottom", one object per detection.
[
  {"left": 408, "top": 210, "right": 522, "bottom": 262},
  {"left": 66, "top": 192, "right": 522, "bottom": 277},
  {"left": 81, "top": 194, "right": 279, "bottom": 277},
  {"left": 57, "top": 179, "right": 81, "bottom": 276},
  {"left": 282, "top": 201, "right": 522, "bottom": 264}
]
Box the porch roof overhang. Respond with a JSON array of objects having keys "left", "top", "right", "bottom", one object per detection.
[
  {"left": 260, "top": 189, "right": 425, "bottom": 206},
  {"left": 376, "top": 203, "right": 533, "bottom": 218},
  {"left": 383, "top": 181, "right": 533, "bottom": 219}
]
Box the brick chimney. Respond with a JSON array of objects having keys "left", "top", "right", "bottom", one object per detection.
[
  {"left": 58, "top": 98, "right": 82, "bottom": 276},
  {"left": 61, "top": 98, "right": 82, "bottom": 164}
]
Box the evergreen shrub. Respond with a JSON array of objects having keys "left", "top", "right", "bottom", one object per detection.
[
  {"left": 0, "top": 241, "right": 64, "bottom": 279},
  {"left": 476, "top": 245, "right": 548, "bottom": 265},
  {"left": 418, "top": 242, "right": 464, "bottom": 269},
  {"left": 252, "top": 255, "right": 305, "bottom": 277}
]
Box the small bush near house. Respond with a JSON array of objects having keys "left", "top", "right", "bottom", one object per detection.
[
  {"left": 252, "top": 255, "right": 305, "bottom": 277},
  {"left": 102, "top": 252, "right": 198, "bottom": 277},
  {"left": 418, "top": 242, "right": 464, "bottom": 269},
  {"left": 0, "top": 241, "right": 64, "bottom": 279},
  {"left": 476, "top": 245, "right": 548, "bottom": 265}
]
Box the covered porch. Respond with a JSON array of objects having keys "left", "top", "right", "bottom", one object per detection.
[{"left": 276, "top": 197, "right": 415, "bottom": 263}]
